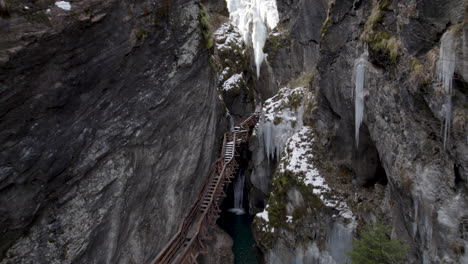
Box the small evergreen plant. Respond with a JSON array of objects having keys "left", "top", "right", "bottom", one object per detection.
[{"left": 347, "top": 222, "right": 409, "bottom": 264}]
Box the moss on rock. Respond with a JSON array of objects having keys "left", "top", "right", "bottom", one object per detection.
[
  {"left": 199, "top": 6, "right": 213, "bottom": 49},
  {"left": 362, "top": 0, "right": 400, "bottom": 64}
]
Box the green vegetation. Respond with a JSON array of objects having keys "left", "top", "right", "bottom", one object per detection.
[
  {"left": 321, "top": 0, "right": 335, "bottom": 38},
  {"left": 408, "top": 57, "right": 432, "bottom": 88},
  {"left": 199, "top": 6, "right": 213, "bottom": 49},
  {"left": 287, "top": 91, "right": 304, "bottom": 110},
  {"left": 268, "top": 29, "right": 287, "bottom": 51},
  {"left": 268, "top": 168, "right": 324, "bottom": 229},
  {"left": 321, "top": 17, "right": 330, "bottom": 37},
  {"left": 264, "top": 25, "right": 289, "bottom": 60},
  {"left": 347, "top": 222, "right": 409, "bottom": 264},
  {"left": 287, "top": 69, "right": 316, "bottom": 88},
  {"left": 362, "top": 0, "right": 400, "bottom": 64},
  {"left": 363, "top": 0, "right": 389, "bottom": 34},
  {"left": 366, "top": 31, "right": 399, "bottom": 64},
  {"left": 410, "top": 57, "right": 423, "bottom": 73}
]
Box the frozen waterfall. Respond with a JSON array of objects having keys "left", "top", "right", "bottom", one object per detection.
[
  {"left": 437, "top": 30, "right": 456, "bottom": 149},
  {"left": 229, "top": 170, "right": 246, "bottom": 215},
  {"left": 261, "top": 107, "right": 304, "bottom": 162},
  {"left": 353, "top": 46, "right": 369, "bottom": 148},
  {"left": 258, "top": 87, "right": 306, "bottom": 162},
  {"left": 225, "top": 0, "right": 279, "bottom": 77}
]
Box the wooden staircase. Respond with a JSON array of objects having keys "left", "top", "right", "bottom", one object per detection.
[{"left": 152, "top": 114, "right": 259, "bottom": 264}]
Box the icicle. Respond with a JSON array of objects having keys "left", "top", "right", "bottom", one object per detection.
[
  {"left": 353, "top": 46, "right": 369, "bottom": 148},
  {"left": 437, "top": 30, "right": 457, "bottom": 149},
  {"left": 224, "top": 0, "right": 279, "bottom": 77}
]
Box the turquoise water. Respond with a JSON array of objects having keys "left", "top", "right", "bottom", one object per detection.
[{"left": 218, "top": 212, "right": 258, "bottom": 264}]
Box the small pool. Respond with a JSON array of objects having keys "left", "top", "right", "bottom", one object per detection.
[{"left": 218, "top": 211, "right": 258, "bottom": 264}]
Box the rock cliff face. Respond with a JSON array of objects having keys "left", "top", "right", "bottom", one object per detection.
[
  {"left": 252, "top": 0, "right": 468, "bottom": 263},
  {"left": 0, "top": 0, "right": 226, "bottom": 263},
  {"left": 2, "top": 0, "right": 468, "bottom": 263}
]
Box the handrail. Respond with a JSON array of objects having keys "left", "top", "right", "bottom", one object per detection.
[
  {"left": 175, "top": 132, "right": 237, "bottom": 262},
  {"left": 152, "top": 114, "right": 258, "bottom": 264},
  {"left": 177, "top": 136, "right": 236, "bottom": 261},
  {"left": 153, "top": 160, "right": 219, "bottom": 263}
]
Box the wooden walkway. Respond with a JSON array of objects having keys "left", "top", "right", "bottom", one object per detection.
[{"left": 152, "top": 114, "right": 259, "bottom": 264}]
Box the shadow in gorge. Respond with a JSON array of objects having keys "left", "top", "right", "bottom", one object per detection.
[{"left": 217, "top": 142, "right": 260, "bottom": 264}]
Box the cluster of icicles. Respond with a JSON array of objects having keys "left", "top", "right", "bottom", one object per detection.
[
  {"left": 353, "top": 30, "right": 456, "bottom": 149},
  {"left": 225, "top": 0, "right": 279, "bottom": 77}
]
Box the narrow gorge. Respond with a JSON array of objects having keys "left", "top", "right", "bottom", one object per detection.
[{"left": 0, "top": 0, "right": 467, "bottom": 264}]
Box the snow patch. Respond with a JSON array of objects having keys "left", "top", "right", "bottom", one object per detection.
[
  {"left": 257, "top": 205, "right": 270, "bottom": 222},
  {"left": 256, "top": 205, "right": 276, "bottom": 232},
  {"left": 215, "top": 22, "right": 244, "bottom": 52},
  {"left": 55, "top": 1, "right": 71, "bottom": 11},
  {"left": 279, "top": 127, "right": 354, "bottom": 219},
  {"left": 222, "top": 73, "right": 243, "bottom": 91}
]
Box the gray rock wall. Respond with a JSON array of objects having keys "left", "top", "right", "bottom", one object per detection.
[
  {"left": 253, "top": 0, "right": 468, "bottom": 263},
  {"left": 316, "top": 0, "right": 468, "bottom": 263},
  {"left": 0, "top": 0, "right": 225, "bottom": 263}
]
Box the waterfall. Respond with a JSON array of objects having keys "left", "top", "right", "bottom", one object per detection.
[
  {"left": 225, "top": 0, "right": 279, "bottom": 77},
  {"left": 228, "top": 112, "right": 235, "bottom": 132},
  {"left": 437, "top": 30, "right": 457, "bottom": 149},
  {"left": 353, "top": 46, "right": 369, "bottom": 148},
  {"left": 229, "top": 170, "right": 246, "bottom": 215}
]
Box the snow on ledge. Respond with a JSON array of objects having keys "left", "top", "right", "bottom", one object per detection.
[
  {"left": 279, "top": 127, "right": 354, "bottom": 219},
  {"left": 222, "top": 73, "right": 243, "bottom": 91},
  {"left": 55, "top": 1, "right": 72, "bottom": 11}
]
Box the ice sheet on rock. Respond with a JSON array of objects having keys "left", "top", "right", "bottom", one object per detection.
[
  {"left": 225, "top": 0, "right": 279, "bottom": 77},
  {"left": 278, "top": 127, "right": 354, "bottom": 219}
]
